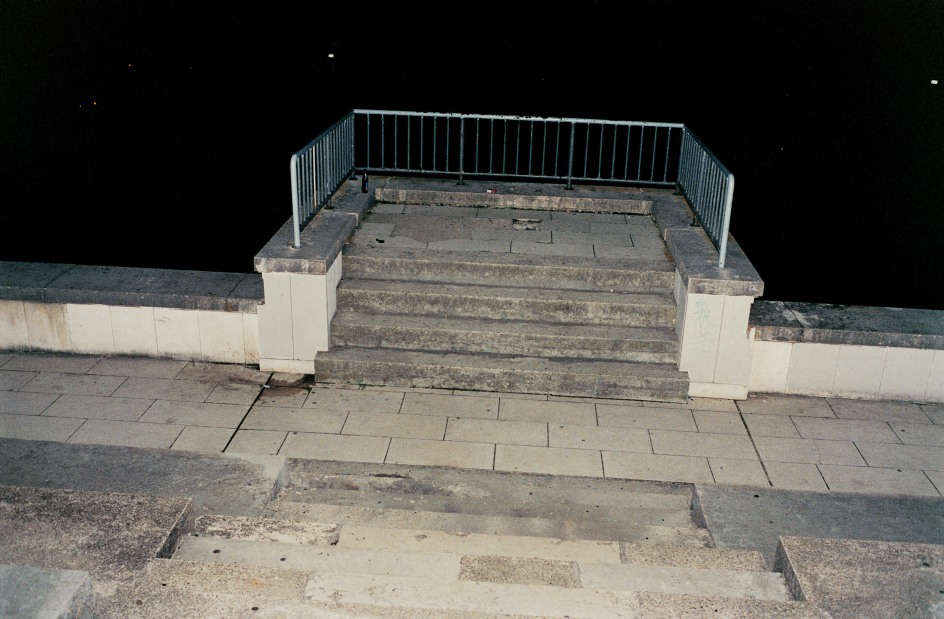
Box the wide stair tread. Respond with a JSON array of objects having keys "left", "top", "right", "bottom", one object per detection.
[
  {"left": 337, "top": 278, "right": 676, "bottom": 328},
  {"left": 331, "top": 311, "right": 679, "bottom": 362},
  {"left": 313, "top": 348, "right": 688, "bottom": 401},
  {"left": 342, "top": 244, "right": 675, "bottom": 292}
]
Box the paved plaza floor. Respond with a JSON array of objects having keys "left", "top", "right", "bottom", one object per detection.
[{"left": 1, "top": 351, "right": 942, "bottom": 498}]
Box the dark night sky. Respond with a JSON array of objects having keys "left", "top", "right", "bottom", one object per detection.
[{"left": 2, "top": 1, "right": 943, "bottom": 308}]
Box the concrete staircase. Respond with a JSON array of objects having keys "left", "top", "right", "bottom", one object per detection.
[
  {"left": 313, "top": 203, "right": 690, "bottom": 401},
  {"left": 128, "top": 463, "right": 823, "bottom": 618}
]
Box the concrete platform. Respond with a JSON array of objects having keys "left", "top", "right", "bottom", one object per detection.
[{"left": 0, "top": 564, "right": 94, "bottom": 619}]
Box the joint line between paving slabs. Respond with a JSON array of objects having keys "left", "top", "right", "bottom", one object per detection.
[
  {"left": 221, "top": 372, "right": 277, "bottom": 453},
  {"left": 739, "top": 411, "right": 773, "bottom": 487}
]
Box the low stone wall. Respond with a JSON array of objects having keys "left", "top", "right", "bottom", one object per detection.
[
  {"left": 749, "top": 301, "right": 944, "bottom": 402},
  {"left": 0, "top": 263, "right": 262, "bottom": 365}
]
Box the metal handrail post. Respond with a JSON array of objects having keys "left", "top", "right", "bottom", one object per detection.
[
  {"left": 717, "top": 174, "right": 734, "bottom": 268},
  {"left": 290, "top": 154, "right": 301, "bottom": 249},
  {"left": 565, "top": 121, "right": 576, "bottom": 190},
  {"left": 457, "top": 118, "right": 465, "bottom": 185}
]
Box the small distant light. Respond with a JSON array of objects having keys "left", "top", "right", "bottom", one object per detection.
[
  {"left": 93, "top": 101, "right": 97, "bottom": 106},
  {"left": 327, "top": 53, "right": 335, "bottom": 59},
  {"left": 128, "top": 63, "right": 132, "bottom": 68},
  {"left": 932, "top": 79, "right": 939, "bottom": 85}
]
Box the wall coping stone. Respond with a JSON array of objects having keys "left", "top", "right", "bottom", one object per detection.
[
  {"left": 253, "top": 178, "right": 372, "bottom": 275},
  {"left": 751, "top": 300, "right": 944, "bottom": 350},
  {"left": 0, "top": 262, "right": 262, "bottom": 312},
  {"left": 652, "top": 192, "right": 764, "bottom": 297}
]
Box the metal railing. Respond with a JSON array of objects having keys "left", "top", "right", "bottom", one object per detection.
[
  {"left": 289, "top": 112, "right": 355, "bottom": 248},
  {"left": 288, "top": 110, "right": 734, "bottom": 267},
  {"left": 354, "top": 110, "right": 683, "bottom": 188},
  {"left": 676, "top": 128, "right": 734, "bottom": 268}
]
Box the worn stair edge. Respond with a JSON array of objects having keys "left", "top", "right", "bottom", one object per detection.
[
  {"left": 375, "top": 187, "right": 654, "bottom": 215},
  {"left": 271, "top": 487, "right": 693, "bottom": 528},
  {"left": 313, "top": 348, "right": 689, "bottom": 402},
  {"left": 283, "top": 459, "right": 695, "bottom": 509},
  {"left": 342, "top": 246, "right": 675, "bottom": 292},
  {"left": 263, "top": 501, "right": 710, "bottom": 546},
  {"left": 337, "top": 279, "right": 677, "bottom": 328},
  {"left": 635, "top": 592, "right": 828, "bottom": 618},
  {"left": 331, "top": 312, "right": 679, "bottom": 363},
  {"left": 192, "top": 515, "right": 340, "bottom": 545}
]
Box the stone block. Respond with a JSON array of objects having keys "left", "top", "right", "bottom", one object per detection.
[
  {"left": 0, "top": 370, "right": 38, "bottom": 391},
  {"left": 713, "top": 295, "right": 754, "bottom": 386},
  {"left": 499, "top": 399, "right": 596, "bottom": 425},
  {"left": 707, "top": 458, "right": 769, "bottom": 486},
  {"left": 401, "top": 392, "right": 496, "bottom": 419},
  {"left": 736, "top": 394, "right": 834, "bottom": 417},
  {"left": 742, "top": 414, "right": 800, "bottom": 438},
  {"left": 818, "top": 465, "right": 940, "bottom": 497},
  {"left": 289, "top": 273, "right": 328, "bottom": 358},
  {"left": 0, "top": 391, "right": 58, "bottom": 415},
  {"left": 242, "top": 313, "right": 259, "bottom": 364},
  {"left": 495, "top": 444, "right": 603, "bottom": 477},
  {"left": 832, "top": 345, "right": 887, "bottom": 397},
  {"left": 693, "top": 410, "right": 747, "bottom": 435},
  {"left": 68, "top": 419, "right": 184, "bottom": 449},
  {"left": 154, "top": 308, "right": 201, "bottom": 358},
  {"left": 511, "top": 240, "right": 593, "bottom": 257},
  {"left": 597, "top": 404, "right": 696, "bottom": 431},
  {"left": 21, "top": 372, "right": 126, "bottom": 397},
  {"left": 791, "top": 417, "right": 900, "bottom": 443},
  {"left": 242, "top": 406, "right": 346, "bottom": 434},
  {"left": 826, "top": 398, "right": 929, "bottom": 423},
  {"left": 87, "top": 356, "right": 186, "bottom": 379},
  {"left": 280, "top": 432, "right": 390, "bottom": 463},
  {"left": 927, "top": 350, "right": 944, "bottom": 402},
  {"left": 197, "top": 310, "right": 245, "bottom": 364},
  {"left": 110, "top": 306, "right": 157, "bottom": 355},
  {"left": 43, "top": 395, "right": 151, "bottom": 422},
  {"left": 880, "top": 347, "right": 935, "bottom": 400},
  {"left": 0, "top": 300, "right": 29, "bottom": 349},
  {"left": 111, "top": 377, "right": 216, "bottom": 402},
  {"left": 855, "top": 441, "right": 944, "bottom": 471},
  {"left": 752, "top": 437, "right": 865, "bottom": 466},
  {"left": 171, "top": 426, "right": 235, "bottom": 453},
  {"left": 24, "top": 302, "right": 72, "bottom": 350},
  {"left": 342, "top": 411, "right": 446, "bottom": 440},
  {"left": 306, "top": 387, "right": 404, "bottom": 414},
  {"left": 678, "top": 293, "right": 724, "bottom": 383},
  {"left": 764, "top": 462, "right": 828, "bottom": 491},
  {"left": 66, "top": 304, "right": 115, "bottom": 354},
  {"left": 748, "top": 340, "right": 793, "bottom": 393},
  {"left": 548, "top": 424, "right": 650, "bottom": 452},
  {"left": 225, "top": 429, "right": 287, "bottom": 455},
  {"left": 785, "top": 343, "right": 839, "bottom": 395},
  {"left": 386, "top": 437, "right": 495, "bottom": 470},
  {"left": 448, "top": 417, "right": 547, "bottom": 446},
  {"left": 891, "top": 423, "right": 944, "bottom": 447},
  {"left": 257, "top": 272, "right": 293, "bottom": 361},
  {"left": 139, "top": 401, "right": 249, "bottom": 428},
  {"left": 651, "top": 430, "right": 757, "bottom": 460},
  {"left": 603, "top": 451, "right": 713, "bottom": 483}
]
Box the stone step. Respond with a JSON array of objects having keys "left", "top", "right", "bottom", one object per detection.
[
  {"left": 342, "top": 245, "right": 675, "bottom": 292},
  {"left": 336, "top": 279, "right": 677, "bottom": 328},
  {"left": 313, "top": 348, "right": 689, "bottom": 402},
  {"left": 176, "top": 536, "right": 788, "bottom": 602},
  {"left": 192, "top": 514, "right": 340, "bottom": 545},
  {"left": 265, "top": 501, "right": 711, "bottom": 547},
  {"left": 273, "top": 487, "right": 694, "bottom": 529},
  {"left": 283, "top": 459, "right": 695, "bottom": 510},
  {"left": 128, "top": 558, "right": 823, "bottom": 619},
  {"left": 331, "top": 311, "right": 679, "bottom": 363}
]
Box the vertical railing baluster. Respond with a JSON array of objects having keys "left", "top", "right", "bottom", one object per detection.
[
  {"left": 582, "top": 123, "right": 590, "bottom": 178},
  {"left": 458, "top": 117, "right": 465, "bottom": 185},
  {"left": 566, "top": 121, "right": 575, "bottom": 190}
]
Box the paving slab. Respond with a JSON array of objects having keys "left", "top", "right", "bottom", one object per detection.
[
  {"left": 603, "top": 451, "right": 713, "bottom": 484},
  {"left": 386, "top": 438, "right": 495, "bottom": 470},
  {"left": 495, "top": 444, "right": 603, "bottom": 477},
  {"left": 254, "top": 385, "right": 310, "bottom": 408},
  {"left": 280, "top": 432, "right": 390, "bottom": 463},
  {"left": 737, "top": 395, "right": 835, "bottom": 417},
  {"left": 20, "top": 372, "right": 127, "bottom": 397},
  {"left": 597, "top": 404, "right": 697, "bottom": 431},
  {"left": 651, "top": 430, "right": 758, "bottom": 460},
  {"left": 402, "top": 392, "right": 496, "bottom": 419},
  {"left": 68, "top": 419, "right": 184, "bottom": 449},
  {"left": 742, "top": 413, "right": 800, "bottom": 438},
  {"left": 0, "top": 390, "right": 59, "bottom": 415},
  {"left": 204, "top": 381, "right": 262, "bottom": 405},
  {"left": 139, "top": 400, "right": 249, "bottom": 428},
  {"left": 693, "top": 410, "right": 747, "bottom": 434},
  {"left": 225, "top": 429, "right": 288, "bottom": 455},
  {"left": 87, "top": 357, "right": 187, "bottom": 379},
  {"left": 175, "top": 362, "right": 270, "bottom": 383},
  {"left": 0, "top": 369, "right": 39, "bottom": 390},
  {"left": 2, "top": 353, "right": 101, "bottom": 374},
  {"left": 42, "top": 394, "right": 152, "bottom": 421},
  {"left": 242, "top": 406, "right": 346, "bottom": 434},
  {"left": 342, "top": 411, "right": 446, "bottom": 440},
  {"left": 826, "top": 398, "right": 932, "bottom": 423},
  {"left": 548, "top": 424, "right": 650, "bottom": 453},
  {"left": 170, "top": 426, "right": 234, "bottom": 453},
  {"left": 709, "top": 458, "right": 770, "bottom": 486},
  {"left": 305, "top": 387, "right": 405, "bottom": 413},
  {"left": 792, "top": 417, "right": 901, "bottom": 443},
  {"left": 111, "top": 377, "right": 216, "bottom": 402},
  {"left": 499, "top": 399, "right": 597, "bottom": 425},
  {"left": 0, "top": 414, "right": 85, "bottom": 441},
  {"left": 855, "top": 441, "right": 944, "bottom": 471},
  {"left": 446, "top": 417, "right": 546, "bottom": 446},
  {"left": 0, "top": 438, "right": 288, "bottom": 516},
  {"left": 891, "top": 422, "right": 944, "bottom": 446},
  {"left": 696, "top": 485, "right": 944, "bottom": 567},
  {"left": 764, "top": 462, "right": 829, "bottom": 491},
  {"left": 0, "top": 564, "right": 94, "bottom": 619},
  {"left": 0, "top": 353, "right": 11, "bottom": 367},
  {"left": 752, "top": 436, "right": 866, "bottom": 466},
  {"left": 818, "top": 464, "right": 941, "bottom": 496}
]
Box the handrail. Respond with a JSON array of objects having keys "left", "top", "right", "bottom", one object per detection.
[
  {"left": 289, "top": 110, "right": 735, "bottom": 267},
  {"left": 289, "top": 112, "right": 355, "bottom": 248},
  {"left": 676, "top": 127, "right": 734, "bottom": 268}
]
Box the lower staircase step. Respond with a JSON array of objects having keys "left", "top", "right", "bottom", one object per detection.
[
  {"left": 313, "top": 348, "right": 689, "bottom": 401},
  {"left": 331, "top": 312, "right": 679, "bottom": 362}
]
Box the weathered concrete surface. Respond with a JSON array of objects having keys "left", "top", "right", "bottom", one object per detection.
[
  {"left": 776, "top": 536, "right": 944, "bottom": 618},
  {"left": 253, "top": 211, "right": 356, "bottom": 275},
  {"left": 458, "top": 555, "right": 581, "bottom": 588},
  {"left": 0, "top": 262, "right": 262, "bottom": 311},
  {"left": 752, "top": 300, "right": 944, "bottom": 349},
  {"left": 0, "top": 564, "right": 94, "bottom": 619},
  {"left": 0, "top": 438, "right": 288, "bottom": 516},
  {"left": 695, "top": 485, "right": 944, "bottom": 567},
  {"left": 0, "top": 486, "right": 191, "bottom": 604},
  {"left": 254, "top": 179, "right": 372, "bottom": 275},
  {"left": 193, "top": 514, "right": 340, "bottom": 545},
  {"left": 375, "top": 177, "right": 655, "bottom": 214}
]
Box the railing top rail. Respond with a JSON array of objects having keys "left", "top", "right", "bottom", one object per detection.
[
  {"left": 682, "top": 126, "right": 733, "bottom": 177},
  {"left": 291, "top": 111, "right": 355, "bottom": 158},
  {"left": 353, "top": 109, "right": 684, "bottom": 129}
]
